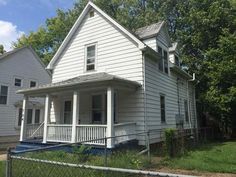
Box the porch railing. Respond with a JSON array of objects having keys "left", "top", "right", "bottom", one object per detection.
[
  {"left": 47, "top": 125, "right": 72, "bottom": 143},
  {"left": 25, "top": 124, "right": 44, "bottom": 139},
  {"left": 114, "top": 122, "right": 136, "bottom": 144},
  {"left": 76, "top": 125, "right": 107, "bottom": 145}
]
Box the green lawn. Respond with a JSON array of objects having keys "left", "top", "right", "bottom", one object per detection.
[
  {"left": 0, "top": 161, "right": 5, "bottom": 177},
  {"left": 161, "top": 141, "right": 236, "bottom": 173}
]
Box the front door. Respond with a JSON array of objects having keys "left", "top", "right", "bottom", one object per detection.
[
  {"left": 92, "top": 95, "right": 103, "bottom": 124},
  {"left": 64, "top": 100, "right": 72, "bottom": 124}
]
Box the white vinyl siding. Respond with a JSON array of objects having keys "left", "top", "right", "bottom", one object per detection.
[{"left": 0, "top": 48, "right": 51, "bottom": 136}]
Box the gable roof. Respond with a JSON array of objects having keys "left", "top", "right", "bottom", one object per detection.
[
  {"left": 0, "top": 46, "right": 51, "bottom": 77},
  {"left": 135, "top": 21, "right": 163, "bottom": 39},
  {"left": 47, "top": 1, "right": 146, "bottom": 70}
]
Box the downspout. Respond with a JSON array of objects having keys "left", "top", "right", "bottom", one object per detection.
[
  {"left": 142, "top": 51, "right": 148, "bottom": 142},
  {"left": 186, "top": 80, "right": 192, "bottom": 129}
]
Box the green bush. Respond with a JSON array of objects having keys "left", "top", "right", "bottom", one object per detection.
[{"left": 164, "top": 128, "right": 176, "bottom": 157}]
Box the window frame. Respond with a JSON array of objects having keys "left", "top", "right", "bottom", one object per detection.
[
  {"left": 14, "top": 77, "right": 23, "bottom": 87},
  {"left": 157, "top": 45, "right": 169, "bottom": 75},
  {"left": 89, "top": 10, "right": 95, "bottom": 18},
  {"left": 160, "top": 94, "right": 166, "bottom": 123},
  {"left": 0, "top": 84, "right": 9, "bottom": 105},
  {"left": 30, "top": 80, "right": 37, "bottom": 88},
  {"left": 84, "top": 43, "right": 97, "bottom": 72}
]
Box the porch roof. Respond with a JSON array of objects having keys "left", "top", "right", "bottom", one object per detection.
[{"left": 17, "top": 72, "right": 141, "bottom": 95}]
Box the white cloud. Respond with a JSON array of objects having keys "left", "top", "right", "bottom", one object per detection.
[
  {"left": 0, "top": 20, "right": 24, "bottom": 51},
  {"left": 0, "top": 0, "right": 7, "bottom": 6}
]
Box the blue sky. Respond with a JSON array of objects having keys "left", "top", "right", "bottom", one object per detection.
[{"left": 0, "top": 0, "right": 77, "bottom": 51}]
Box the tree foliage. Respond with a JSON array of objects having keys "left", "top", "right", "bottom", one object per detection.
[
  {"left": 13, "top": 0, "right": 236, "bottom": 133},
  {"left": 0, "top": 44, "right": 6, "bottom": 54}
]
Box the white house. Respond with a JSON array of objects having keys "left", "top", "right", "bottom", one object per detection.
[
  {"left": 17, "top": 2, "right": 197, "bottom": 148},
  {"left": 0, "top": 47, "right": 51, "bottom": 144}
]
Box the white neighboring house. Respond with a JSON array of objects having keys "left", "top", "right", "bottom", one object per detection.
[
  {"left": 17, "top": 2, "right": 197, "bottom": 148},
  {"left": 0, "top": 47, "right": 51, "bottom": 142}
]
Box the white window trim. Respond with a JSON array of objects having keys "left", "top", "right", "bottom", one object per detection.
[
  {"left": 13, "top": 76, "right": 23, "bottom": 87},
  {"left": 29, "top": 80, "right": 38, "bottom": 88},
  {"left": 0, "top": 83, "right": 9, "bottom": 106},
  {"left": 156, "top": 42, "right": 170, "bottom": 76},
  {"left": 84, "top": 43, "right": 97, "bottom": 72}
]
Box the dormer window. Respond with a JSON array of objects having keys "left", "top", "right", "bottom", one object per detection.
[
  {"left": 85, "top": 44, "right": 96, "bottom": 71},
  {"left": 89, "top": 11, "right": 94, "bottom": 18}
]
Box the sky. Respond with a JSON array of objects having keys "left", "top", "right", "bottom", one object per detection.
[{"left": 0, "top": 0, "right": 77, "bottom": 51}]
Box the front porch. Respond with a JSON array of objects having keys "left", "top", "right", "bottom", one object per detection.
[{"left": 18, "top": 73, "right": 141, "bottom": 148}]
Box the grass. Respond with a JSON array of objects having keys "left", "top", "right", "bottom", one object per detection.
[
  {"left": 0, "top": 161, "right": 5, "bottom": 177},
  {"left": 160, "top": 141, "right": 236, "bottom": 173}
]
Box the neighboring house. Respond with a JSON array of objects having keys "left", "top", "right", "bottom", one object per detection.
[
  {"left": 17, "top": 2, "right": 197, "bottom": 148},
  {"left": 0, "top": 47, "right": 51, "bottom": 145}
]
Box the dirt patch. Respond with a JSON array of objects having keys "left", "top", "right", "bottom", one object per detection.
[{"left": 0, "top": 154, "right": 6, "bottom": 161}]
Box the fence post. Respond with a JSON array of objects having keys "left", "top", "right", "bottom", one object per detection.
[
  {"left": 104, "top": 136, "right": 108, "bottom": 167},
  {"left": 6, "top": 148, "right": 12, "bottom": 177},
  {"left": 146, "top": 131, "right": 151, "bottom": 163}
]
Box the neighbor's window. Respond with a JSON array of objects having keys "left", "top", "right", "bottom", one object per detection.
[
  {"left": 0, "top": 85, "right": 8, "bottom": 105},
  {"left": 35, "top": 109, "right": 40, "bottom": 124},
  {"left": 164, "top": 50, "right": 169, "bottom": 74},
  {"left": 158, "top": 46, "right": 163, "bottom": 72},
  {"left": 184, "top": 100, "right": 189, "bottom": 122},
  {"left": 30, "top": 81, "right": 37, "bottom": 88},
  {"left": 27, "top": 109, "right": 33, "bottom": 124},
  {"left": 86, "top": 44, "right": 96, "bottom": 71},
  {"left": 160, "top": 95, "right": 166, "bottom": 123},
  {"left": 14, "top": 78, "right": 22, "bottom": 87}
]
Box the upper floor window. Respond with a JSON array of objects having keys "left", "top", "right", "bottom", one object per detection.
[
  {"left": 14, "top": 78, "right": 22, "bottom": 87},
  {"left": 86, "top": 44, "right": 96, "bottom": 71},
  {"left": 160, "top": 95, "right": 166, "bottom": 123},
  {"left": 0, "top": 85, "right": 8, "bottom": 105},
  {"left": 30, "top": 81, "right": 37, "bottom": 88},
  {"left": 157, "top": 46, "right": 169, "bottom": 74},
  {"left": 89, "top": 11, "right": 95, "bottom": 18}
]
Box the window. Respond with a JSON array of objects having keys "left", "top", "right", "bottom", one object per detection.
[
  {"left": 14, "top": 78, "right": 22, "bottom": 87},
  {"left": 17, "top": 108, "right": 23, "bottom": 126},
  {"left": 0, "top": 85, "right": 8, "bottom": 105},
  {"left": 158, "top": 46, "right": 163, "bottom": 72},
  {"left": 184, "top": 100, "right": 189, "bottom": 122},
  {"left": 30, "top": 81, "right": 37, "bottom": 88},
  {"left": 160, "top": 95, "right": 166, "bottom": 123},
  {"left": 92, "top": 95, "right": 103, "bottom": 123},
  {"left": 27, "top": 109, "right": 33, "bottom": 124},
  {"left": 89, "top": 11, "right": 94, "bottom": 18},
  {"left": 175, "top": 55, "right": 180, "bottom": 66},
  {"left": 86, "top": 44, "right": 96, "bottom": 71},
  {"left": 64, "top": 101, "right": 72, "bottom": 124},
  {"left": 35, "top": 109, "right": 40, "bottom": 124},
  {"left": 164, "top": 50, "right": 169, "bottom": 74}
]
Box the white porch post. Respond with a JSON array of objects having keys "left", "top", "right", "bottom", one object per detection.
[
  {"left": 71, "top": 91, "right": 79, "bottom": 143},
  {"left": 107, "top": 86, "right": 114, "bottom": 148},
  {"left": 20, "top": 96, "right": 28, "bottom": 141},
  {"left": 43, "top": 94, "right": 51, "bottom": 143}
]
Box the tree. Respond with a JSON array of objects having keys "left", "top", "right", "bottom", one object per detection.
[{"left": 0, "top": 44, "right": 6, "bottom": 54}]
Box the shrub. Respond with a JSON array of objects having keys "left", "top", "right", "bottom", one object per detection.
[{"left": 164, "top": 128, "right": 176, "bottom": 157}]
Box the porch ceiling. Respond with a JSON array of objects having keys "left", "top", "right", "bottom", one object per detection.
[{"left": 17, "top": 72, "right": 141, "bottom": 96}]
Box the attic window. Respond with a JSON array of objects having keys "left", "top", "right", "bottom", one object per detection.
[{"left": 89, "top": 11, "right": 94, "bottom": 18}]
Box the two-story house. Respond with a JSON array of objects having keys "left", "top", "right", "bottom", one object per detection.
[
  {"left": 17, "top": 2, "right": 197, "bottom": 148},
  {"left": 0, "top": 47, "right": 51, "bottom": 147}
]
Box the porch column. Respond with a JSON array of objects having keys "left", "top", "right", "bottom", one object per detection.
[
  {"left": 20, "top": 96, "right": 28, "bottom": 141},
  {"left": 43, "top": 94, "right": 51, "bottom": 143},
  {"left": 71, "top": 91, "right": 79, "bottom": 143},
  {"left": 107, "top": 86, "right": 114, "bottom": 148}
]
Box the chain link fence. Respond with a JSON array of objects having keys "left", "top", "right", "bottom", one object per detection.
[{"left": 3, "top": 128, "right": 214, "bottom": 177}]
